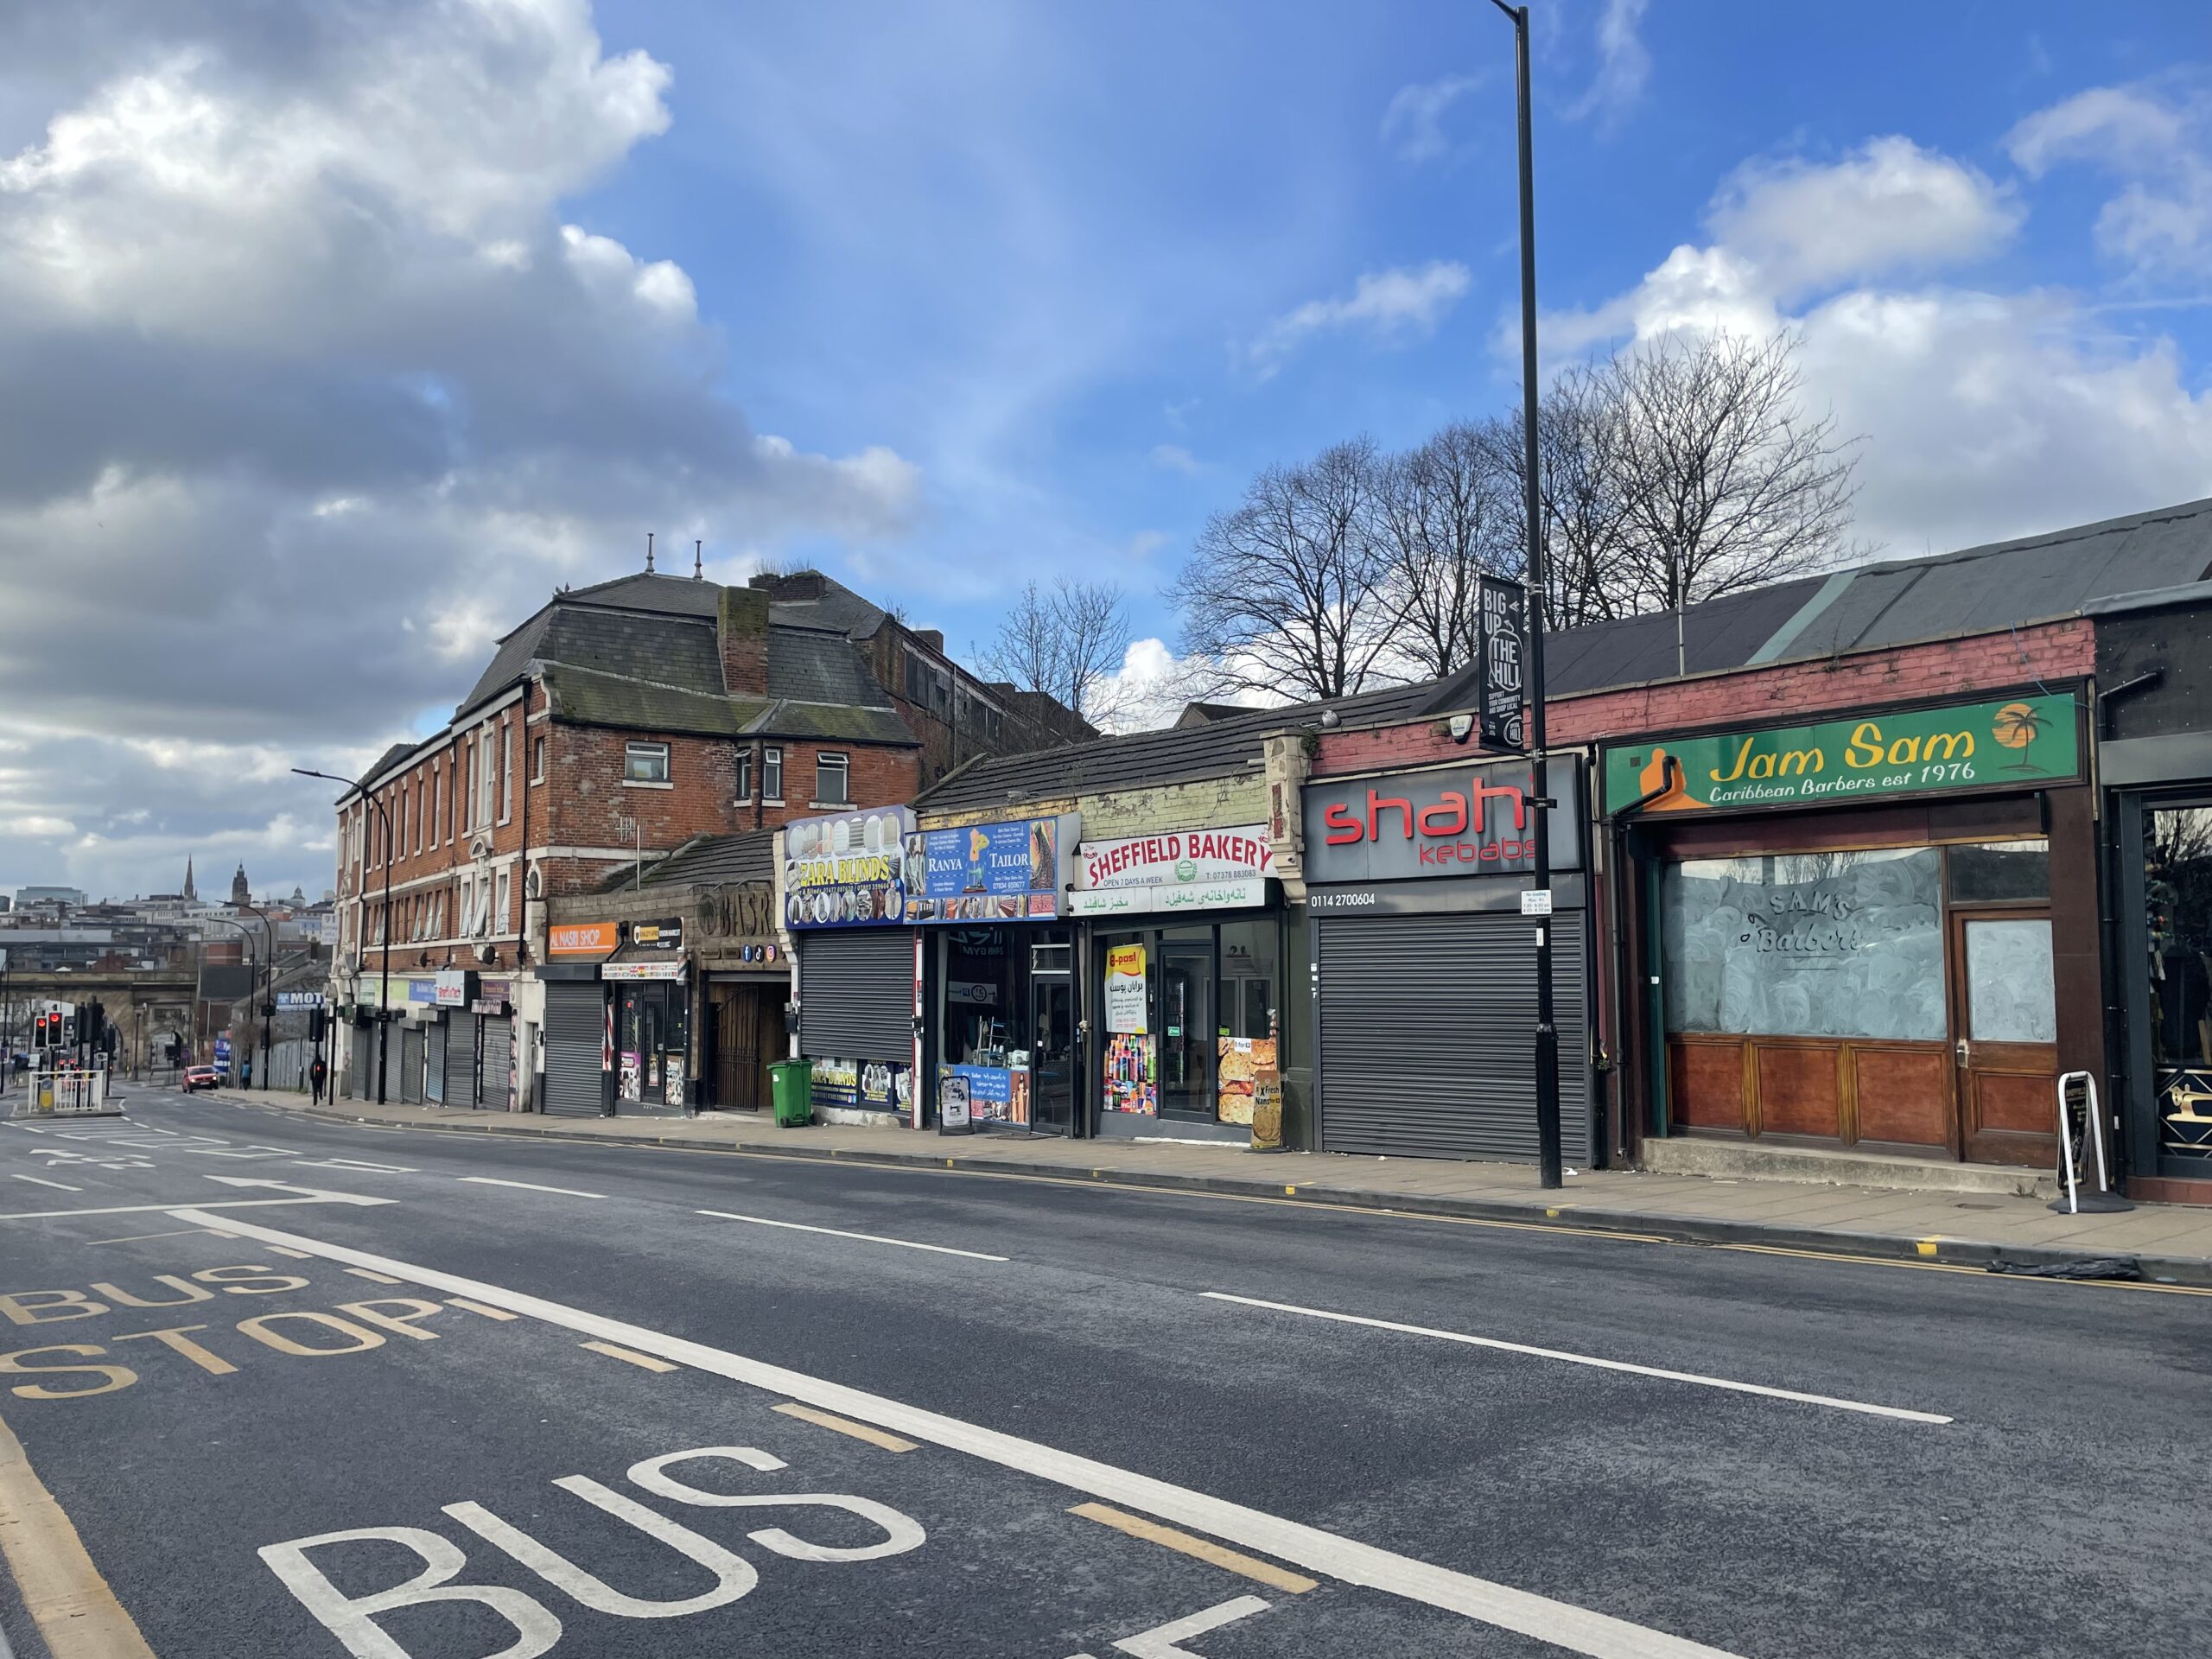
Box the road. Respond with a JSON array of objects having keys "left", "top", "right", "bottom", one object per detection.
[{"left": 0, "top": 1087, "right": 2208, "bottom": 1659}]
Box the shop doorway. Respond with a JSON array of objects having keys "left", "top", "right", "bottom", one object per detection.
[
  {"left": 1159, "top": 930, "right": 1215, "bottom": 1119},
  {"left": 1029, "top": 969, "right": 1075, "bottom": 1133},
  {"left": 1948, "top": 907, "right": 2059, "bottom": 1163},
  {"left": 710, "top": 982, "right": 782, "bottom": 1112}
]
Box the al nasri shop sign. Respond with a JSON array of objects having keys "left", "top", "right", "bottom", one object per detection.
[{"left": 1070, "top": 825, "right": 1273, "bottom": 917}]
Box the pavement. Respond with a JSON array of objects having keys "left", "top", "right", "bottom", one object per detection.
[
  {"left": 3, "top": 1084, "right": 2211, "bottom": 1659},
  {"left": 234, "top": 1085, "right": 2212, "bottom": 1286}
]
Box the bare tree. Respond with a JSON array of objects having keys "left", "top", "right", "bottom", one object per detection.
[
  {"left": 981, "top": 577, "right": 1133, "bottom": 732},
  {"left": 1168, "top": 437, "right": 1395, "bottom": 703},
  {"left": 1482, "top": 366, "right": 1645, "bottom": 630},
  {"left": 1372, "top": 422, "right": 1519, "bottom": 680},
  {"left": 1602, "top": 329, "right": 1861, "bottom": 611}
]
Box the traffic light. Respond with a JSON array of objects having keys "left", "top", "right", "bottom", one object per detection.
[
  {"left": 82, "top": 1001, "right": 105, "bottom": 1056},
  {"left": 33, "top": 1012, "right": 54, "bottom": 1052}
]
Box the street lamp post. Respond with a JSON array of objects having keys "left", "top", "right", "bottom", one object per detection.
[
  {"left": 1490, "top": 0, "right": 1563, "bottom": 1189},
  {"left": 238, "top": 901, "right": 276, "bottom": 1090},
  {"left": 200, "top": 915, "right": 257, "bottom": 1086},
  {"left": 294, "top": 766, "right": 393, "bottom": 1105}
]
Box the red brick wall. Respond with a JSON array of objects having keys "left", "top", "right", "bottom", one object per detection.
[{"left": 1313, "top": 620, "right": 2096, "bottom": 776}]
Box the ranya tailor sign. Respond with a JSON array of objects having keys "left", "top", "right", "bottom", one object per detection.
[
  {"left": 1302, "top": 759, "right": 1583, "bottom": 885},
  {"left": 1071, "top": 824, "right": 1273, "bottom": 917}
]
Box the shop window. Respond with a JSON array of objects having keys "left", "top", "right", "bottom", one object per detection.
[
  {"left": 1219, "top": 919, "right": 1278, "bottom": 1040},
  {"left": 2145, "top": 808, "right": 2212, "bottom": 1159},
  {"left": 1662, "top": 848, "right": 1943, "bottom": 1041},
  {"left": 1948, "top": 839, "right": 2050, "bottom": 903}
]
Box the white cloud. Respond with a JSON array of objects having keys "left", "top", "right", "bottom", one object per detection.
[
  {"left": 1706, "top": 137, "right": 2022, "bottom": 296},
  {"left": 1381, "top": 74, "right": 1479, "bottom": 163},
  {"left": 1567, "top": 0, "right": 1650, "bottom": 128},
  {"left": 1541, "top": 135, "right": 2212, "bottom": 559},
  {"left": 0, "top": 0, "right": 920, "bottom": 901},
  {"left": 1148, "top": 443, "right": 1203, "bottom": 474},
  {"left": 2007, "top": 79, "right": 2212, "bottom": 276},
  {"left": 1249, "top": 260, "right": 1471, "bottom": 376},
  {"left": 1092, "top": 638, "right": 1194, "bottom": 734}
]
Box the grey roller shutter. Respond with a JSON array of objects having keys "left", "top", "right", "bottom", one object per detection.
[
  {"left": 542, "top": 982, "right": 606, "bottom": 1118},
  {"left": 398, "top": 1027, "right": 425, "bottom": 1103},
  {"left": 1318, "top": 910, "right": 1591, "bottom": 1164},
  {"left": 446, "top": 1014, "right": 479, "bottom": 1109},
  {"left": 349, "top": 1022, "right": 374, "bottom": 1098},
  {"left": 798, "top": 931, "right": 912, "bottom": 1063},
  {"left": 425, "top": 1017, "right": 446, "bottom": 1103},
  {"left": 480, "top": 1016, "right": 513, "bottom": 1111}
]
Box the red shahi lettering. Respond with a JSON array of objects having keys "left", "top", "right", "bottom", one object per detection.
[
  {"left": 1322, "top": 803, "right": 1362, "bottom": 845},
  {"left": 1417, "top": 792, "right": 1467, "bottom": 837},
  {"left": 1366, "top": 791, "right": 1415, "bottom": 842}
]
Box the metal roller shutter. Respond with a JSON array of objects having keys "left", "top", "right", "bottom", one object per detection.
[
  {"left": 446, "top": 1015, "right": 479, "bottom": 1109},
  {"left": 1318, "top": 910, "right": 1591, "bottom": 1164},
  {"left": 425, "top": 1017, "right": 446, "bottom": 1103},
  {"left": 798, "top": 931, "right": 912, "bottom": 1063},
  {"left": 398, "top": 1027, "right": 425, "bottom": 1103},
  {"left": 481, "top": 1016, "right": 513, "bottom": 1111},
  {"left": 542, "top": 983, "right": 607, "bottom": 1118},
  {"left": 349, "top": 1022, "right": 375, "bottom": 1098}
]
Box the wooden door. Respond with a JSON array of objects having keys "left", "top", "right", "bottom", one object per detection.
[
  {"left": 1948, "top": 907, "right": 2059, "bottom": 1166},
  {"left": 714, "top": 988, "right": 779, "bottom": 1113}
]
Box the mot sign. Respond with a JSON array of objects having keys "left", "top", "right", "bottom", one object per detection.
[{"left": 1476, "top": 574, "right": 1528, "bottom": 750}]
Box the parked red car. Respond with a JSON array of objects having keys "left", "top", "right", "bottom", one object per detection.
[{"left": 181, "top": 1065, "right": 220, "bottom": 1091}]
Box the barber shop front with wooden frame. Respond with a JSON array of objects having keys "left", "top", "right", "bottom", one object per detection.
[{"left": 1604, "top": 689, "right": 2099, "bottom": 1172}]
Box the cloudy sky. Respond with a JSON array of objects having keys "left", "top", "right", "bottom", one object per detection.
[{"left": 2, "top": 0, "right": 2208, "bottom": 904}]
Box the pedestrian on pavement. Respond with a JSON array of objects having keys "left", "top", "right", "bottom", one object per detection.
[
  {"left": 240, "top": 1056, "right": 252, "bottom": 1090},
  {"left": 310, "top": 1055, "right": 327, "bottom": 1104}
]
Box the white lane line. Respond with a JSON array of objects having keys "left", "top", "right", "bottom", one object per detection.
[
  {"left": 10, "top": 1174, "right": 82, "bottom": 1192},
  {"left": 696, "top": 1207, "right": 1007, "bottom": 1262},
  {"left": 171, "top": 1208, "right": 1748, "bottom": 1659},
  {"left": 1200, "top": 1293, "right": 1952, "bottom": 1426},
  {"left": 457, "top": 1176, "right": 606, "bottom": 1200},
  {"left": 293, "top": 1158, "right": 417, "bottom": 1173}
]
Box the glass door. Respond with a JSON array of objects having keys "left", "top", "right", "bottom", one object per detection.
[
  {"left": 1159, "top": 930, "right": 1214, "bottom": 1118},
  {"left": 1948, "top": 908, "right": 2058, "bottom": 1164},
  {"left": 1028, "top": 972, "right": 1075, "bottom": 1134},
  {"left": 2140, "top": 803, "right": 2212, "bottom": 1172}
]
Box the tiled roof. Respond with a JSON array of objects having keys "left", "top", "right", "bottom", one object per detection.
[
  {"left": 619, "top": 829, "right": 777, "bottom": 892},
  {"left": 769, "top": 628, "right": 893, "bottom": 709}
]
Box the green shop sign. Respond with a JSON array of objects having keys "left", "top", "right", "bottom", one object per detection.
[{"left": 1601, "top": 693, "right": 2080, "bottom": 816}]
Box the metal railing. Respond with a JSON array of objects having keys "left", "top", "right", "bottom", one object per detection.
[{"left": 7, "top": 1060, "right": 116, "bottom": 1119}]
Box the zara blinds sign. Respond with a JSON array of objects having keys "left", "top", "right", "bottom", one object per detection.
[
  {"left": 1476, "top": 575, "right": 1528, "bottom": 750},
  {"left": 1599, "top": 693, "right": 2082, "bottom": 816}
]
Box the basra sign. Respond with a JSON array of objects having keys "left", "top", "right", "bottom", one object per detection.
[{"left": 1302, "top": 758, "right": 1583, "bottom": 884}]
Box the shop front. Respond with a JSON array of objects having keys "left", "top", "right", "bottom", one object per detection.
[
  {"left": 1071, "top": 825, "right": 1280, "bottom": 1143},
  {"left": 1605, "top": 690, "right": 2092, "bottom": 1169},
  {"left": 913, "top": 812, "right": 1081, "bottom": 1135},
  {"left": 1305, "top": 757, "right": 1592, "bottom": 1163},
  {"left": 604, "top": 955, "right": 689, "bottom": 1113},
  {"left": 540, "top": 921, "right": 617, "bottom": 1118},
  {"left": 786, "top": 807, "right": 919, "bottom": 1122}
]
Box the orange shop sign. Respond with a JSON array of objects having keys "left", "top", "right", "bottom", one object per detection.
[{"left": 548, "top": 921, "right": 617, "bottom": 957}]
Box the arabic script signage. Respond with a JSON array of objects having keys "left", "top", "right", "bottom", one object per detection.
[
  {"left": 1599, "top": 694, "right": 2081, "bottom": 817},
  {"left": 1071, "top": 823, "right": 1270, "bottom": 916}
]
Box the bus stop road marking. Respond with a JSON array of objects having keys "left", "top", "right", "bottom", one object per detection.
[
  {"left": 0, "top": 1408, "right": 156, "bottom": 1659},
  {"left": 582, "top": 1340, "right": 680, "bottom": 1372},
  {"left": 772, "top": 1402, "right": 918, "bottom": 1452},
  {"left": 1069, "top": 1503, "right": 1317, "bottom": 1595},
  {"left": 174, "top": 1206, "right": 1754, "bottom": 1659}
]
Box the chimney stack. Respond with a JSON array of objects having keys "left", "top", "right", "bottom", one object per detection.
[{"left": 718, "top": 584, "right": 771, "bottom": 697}]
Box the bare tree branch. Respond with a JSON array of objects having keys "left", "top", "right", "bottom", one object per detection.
[
  {"left": 981, "top": 577, "right": 1134, "bottom": 731},
  {"left": 1372, "top": 421, "right": 1519, "bottom": 679}
]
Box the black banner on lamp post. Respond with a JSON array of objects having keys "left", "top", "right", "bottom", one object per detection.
[{"left": 1476, "top": 574, "right": 1529, "bottom": 751}]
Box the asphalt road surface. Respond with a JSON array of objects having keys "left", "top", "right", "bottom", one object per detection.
[{"left": 1, "top": 1087, "right": 2209, "bottom": 1659}]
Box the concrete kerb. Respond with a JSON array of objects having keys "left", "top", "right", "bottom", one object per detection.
[{"left": 261, "top": 1097, "right": 2212, "bottom": 1290}]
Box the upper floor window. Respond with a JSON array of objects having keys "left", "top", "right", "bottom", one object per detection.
[
  {"left": 499, "top": 727, "right": 514, "bottom": 823},
  {"left": 816, "top": 751, "right": 851, "bottom": 805},
  {"left": 762, "top": 746, "right": 784, "bottom": 802},
  {"left": 476, "top": 729, "right": 496, "bottom": 826},
  {"left": 734, "top": 747, "right": 752, "bottom": 801},
  {"left": 625, "top": 741, "right": 671, "bottom": 785},
  {"left": 904, "top": 646, "right": 951, "bottom": 720},
  {"left": 532, "top": 736, "right": 546, "bottom": 785}
]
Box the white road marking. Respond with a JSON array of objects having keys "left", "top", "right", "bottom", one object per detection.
[
  {"left": 1200, "top": 1292, "right": 1953, "bottom": 1426},
  {"left": 458, "top": 1177, "right": 606, "bottom": 1199},
  {"left": 175, "top": 1209, "right": 1751, "bottom": 1659},
  {"left": 10, "top": 1174, "right": 82, "bottom": 1192},
  {"left": 695, "top": 1208, "right": 1007, "bottom": 1262},
  {"left": 293, "top": 1158, "right": 417, "bottom": 1174},
  {"left": 1115, "top": 1595, "right": 1274, "bottom": 1658}
]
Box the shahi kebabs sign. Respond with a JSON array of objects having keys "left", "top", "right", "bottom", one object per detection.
[{"left": 904, "top": 813, "right": 1082, "bottom": 923}]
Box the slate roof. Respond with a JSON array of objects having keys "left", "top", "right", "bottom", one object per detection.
[
  {"left": 769, "top": 627, "right": 891, "bottom": 708},
  {"left": 912, "top": 680, "right": 1437, "bottom": 816},
  {"left": 558, "top": 570, "right": 726, "bottom": 620},
  {"left": 615, "top": 829, "right": 777, "bottom": 892},
  {"left": 768, "top": 588, "right": 889, "bottom": 639}
]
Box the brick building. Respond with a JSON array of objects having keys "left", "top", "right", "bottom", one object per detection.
[{"left": 326, "top": 559, "right": 1085, "bottom": 1109}]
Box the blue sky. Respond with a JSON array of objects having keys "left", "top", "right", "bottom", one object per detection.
[
  {"left": 1, "top": 0, "right": 2209, "bottom": 901},
  {"left": 572, "top": 0, "right": 2212, "bottom": 669}
]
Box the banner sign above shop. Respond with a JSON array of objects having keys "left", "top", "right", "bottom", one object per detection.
[
  {"left": 549, "top": 921, "right": 616, "bottom": 957},
  {"left": 1069, "top": 876, "right": 1267, "bottom": 918},
  {"left": 432, "top": 969, "right": 472, "bottom": 1008},
  {"left": 1303, "top": 759, "right": 1583, "bottom": 885},
  {"left": 906, "top": 814, "right": 1079, "bottom": 924},
  {"left": 1073, "top": 824, "right": 1272, "bottom": 916},
  {"left": 1475, "top": 575, "right": 1529, "bottom": 750},
  {"left": 631, "top": 918, "right": 683, "bottom": 949},
  {"left": 785, "top": 807, "right": 915, "bottom": 929},
  {"left": 1599, "top": 693, "right": 2082, "bottom": 817},
  {"left": 601, "top": 959, "right": 684, "bottom": 981}
]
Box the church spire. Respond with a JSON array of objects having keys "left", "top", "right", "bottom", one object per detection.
[{"left": 183, "top": 855, "right": 196, "bottom": 901}]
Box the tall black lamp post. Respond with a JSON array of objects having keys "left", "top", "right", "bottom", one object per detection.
[
  {"left": 200, "top": 915, "right": 257, "bottom": 1085},
  {"left": 238, "top": 900, "right": 276, "bottom": 1090},
  {"left": 294, "top": 766, "right": 393, "bottom": 1105},
  {"left": 1490, "top": 0, "right": 1563, "bottom": 1189}
]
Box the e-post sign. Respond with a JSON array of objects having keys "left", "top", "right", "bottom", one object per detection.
[{"left": 1475, "top": 574, "right": 1528, "bottom": 750}]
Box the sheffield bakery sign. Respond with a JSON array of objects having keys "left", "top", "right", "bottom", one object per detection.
[
  {"left": 1304, "top": 760, "right": 1581, "bottom": 883},
  {"left": 1071, "top": 825, "right": 1273, "bottom": 917}
]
